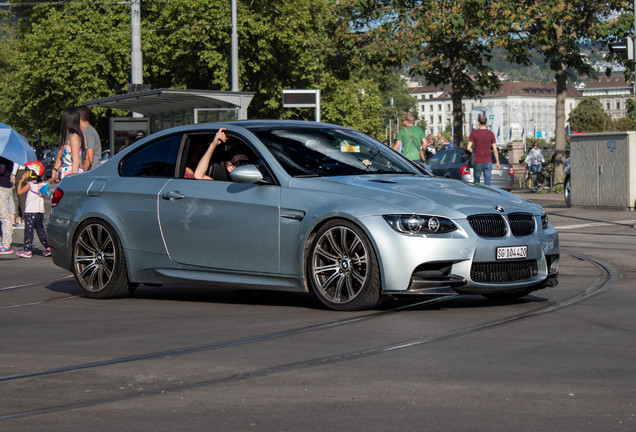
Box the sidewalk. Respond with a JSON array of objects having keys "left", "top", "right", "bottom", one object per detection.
[{"left": 511, "top": 188, "right": 564, "bottom": 202}]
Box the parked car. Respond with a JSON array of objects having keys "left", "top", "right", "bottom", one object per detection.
[
  {"left": 41, "top": 147, "right": 59, "bottom": 179},
  {"left": 47, "top": 121, "right": 559, "bottom": 311},
  {"left": 101, "top": 149, "right": 111, "bottom": 163},
  {"left": 427, "top": 148, "right": 515, "bottom": 190}
]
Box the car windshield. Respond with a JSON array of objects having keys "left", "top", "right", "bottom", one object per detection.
[{"left": 251, "top": 127, "right": 420, "bottom": 177}]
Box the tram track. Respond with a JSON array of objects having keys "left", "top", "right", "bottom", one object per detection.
[{"left": 0, "top": 250, "right": 618, "bottom": 421}]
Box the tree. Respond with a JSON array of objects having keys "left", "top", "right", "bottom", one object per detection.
[
  {"left": 510, "top": 0, "right": 632, "bottom": 188},
  {"left": 615, "top": 116, "right": 634, "bottom": 131},
  {"left": 627, "top": 99, "right": 636, "bottom": 124},
  {"left": 339, "top": 0, "right": 524, "bottom": 148},
  {"left": 0, "top": 1, "right": 131, "bottom": 146},
  {"left": 568, "top": 97, "right": 616, "bottom": 133},
  {"left": 0, "top": 0, "right": 403, "bottom": 144}
]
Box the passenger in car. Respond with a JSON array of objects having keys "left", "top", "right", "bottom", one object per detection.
[
  {"left": 193, "top": 129, "right": 250, "bottom": 181},
  {"left": 184, "top": 143, "right": 207, "bottom": 179}
]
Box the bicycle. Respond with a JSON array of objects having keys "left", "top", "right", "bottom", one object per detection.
[{"left": 524, "top": 163, "right": 552, "bottom": 193}]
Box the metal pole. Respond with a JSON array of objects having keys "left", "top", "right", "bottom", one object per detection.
[
  {"left": 130, "top": 0, "right": 143, "bottom": 117},
  {"left": 231, "top": 0, "right": 239, "bottom": 92},
  {"left": 131, "top": 0, "right": 142, "bottom": 86}
]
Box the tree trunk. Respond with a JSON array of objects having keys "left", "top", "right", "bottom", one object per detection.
[
  {"left": 452, "top": 90, "right": 463, "bottom": 147},
  {"left": 554, "top": 64, "right": 567, "bottom": 187}
]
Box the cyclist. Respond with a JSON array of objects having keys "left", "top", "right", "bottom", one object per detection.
[{"left": 525, "top": 142, "right": 545, "bottom": 190}]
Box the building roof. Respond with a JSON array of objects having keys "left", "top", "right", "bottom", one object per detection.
[{"left": 584, "top": 75, "right": 631, "bottom": 90}]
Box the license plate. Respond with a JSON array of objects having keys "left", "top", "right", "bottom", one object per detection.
[
  {"left": 492, "top": 169, "right": 502, "bottom": 175},
  {"left": 496, "top": 246, "right": 527, "bottom": 260}
]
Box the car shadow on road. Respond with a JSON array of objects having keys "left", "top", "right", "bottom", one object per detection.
[
  {"left": 45, "top": 279, "right": 82, "bottom": 296},
  {"left": 44, "top": 281, "right": 549, "bottom": 312}
]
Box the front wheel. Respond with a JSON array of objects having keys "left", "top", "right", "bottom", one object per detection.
[
  {"left": 307, "top": 220, "right": 381, "bottom": 311},
  {"left": 72, "top": 219, "right": 134, "bottom": 299}
]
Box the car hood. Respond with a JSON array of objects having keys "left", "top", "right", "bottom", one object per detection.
[{"left": 297, "top": 175, "right": 539, "bottom": 218}]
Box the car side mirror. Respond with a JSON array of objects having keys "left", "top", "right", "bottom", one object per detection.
[{"left": 229, "top": 164, "right": 263, "bottom": 184}]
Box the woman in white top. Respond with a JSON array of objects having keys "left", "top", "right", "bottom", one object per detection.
[{"left": 526, "top": 142, "right": 545, "bottom": 189}]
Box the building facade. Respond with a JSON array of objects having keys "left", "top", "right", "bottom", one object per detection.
[
  {"left": 409, "top": 82, "right": 580, "bottom": 146},
  {"left": 580, "top": 75, "right": 632, "bottom": 120}
]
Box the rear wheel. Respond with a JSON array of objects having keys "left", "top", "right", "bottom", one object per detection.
[
  {"left": 72, "top": 219, "right": 134, "bottom": 298},
  {"left": 307, "top": 220, "right": 381, "bottom": 311},
  {"left": 564, "top": 176, "right": 571, "bottom": 207}
]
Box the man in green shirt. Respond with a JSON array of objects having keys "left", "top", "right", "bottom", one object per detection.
[{"left": 393, "top": 113, "right": 427, "bottom": 162}]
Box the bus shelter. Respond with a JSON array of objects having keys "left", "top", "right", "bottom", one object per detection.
[{"left": 83, "top": 88, "right": 254, "bottom": 155}]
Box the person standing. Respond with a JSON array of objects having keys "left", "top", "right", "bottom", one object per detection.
[
  {"left": 15, "top": 161, "right": 50, "bottom": 258},
  {"left": 10, "top": 129, "right": 31, "bottom": 228},
  {"left": 466, "top": 114, "right": 500, "bottom": 186},
  {"left": 78, "top": 106, "right": 102, "bottom": 171},
  {"left": 393, "top": 113, "right": 427, "bottom": 162},
  {"left": 50, "top": 107, "right": 85, "bottom": 182},
  {"left": 525, "top": 142, "right": 545, "bottom": 190},
  {"left": 0, "top": 156, "right": 14, "bottom": 254}
]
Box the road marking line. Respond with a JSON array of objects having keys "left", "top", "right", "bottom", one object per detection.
[{"left": 555, "top": 220, "right": 636, "bottom": 230}]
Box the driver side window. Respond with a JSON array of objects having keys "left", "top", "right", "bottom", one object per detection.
[{"left": 180, "top": 131, "right": 274, "bottom": 184}]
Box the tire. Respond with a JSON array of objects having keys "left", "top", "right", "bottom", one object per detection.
[
  {"left": 482, "top": 288, "right": 533, "bottom": 301},
  {"left": 307, "top": 220, "right": 381, "bottom": 311},
  {"left": 72, "top": 219, "right": 134, "bottom": 299},
  {"left": 564, "top": 177, "right": 571, "bottom": 207}
]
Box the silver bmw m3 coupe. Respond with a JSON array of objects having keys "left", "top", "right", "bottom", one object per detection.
[{"left": 47, "top": 120, "right": 559, "bottom": 310}]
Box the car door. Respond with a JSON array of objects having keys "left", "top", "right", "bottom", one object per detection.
[{"left": 157, "top": 134, "right": 281, "bottom": 274}]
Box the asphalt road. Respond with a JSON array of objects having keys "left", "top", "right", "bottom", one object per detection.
[{"left": 1, "top": 191, "right": 635, "bottom": 432}]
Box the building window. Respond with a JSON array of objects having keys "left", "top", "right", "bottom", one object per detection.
[
  {"left": 438, "top": 104, "right": 442, "bottom": 111},
  {"left": 606, "top": 102, "right": 611, "bottom": 110},
  {"left": 617, "top": 101, "right": 621, "bottom": 110},
  {"left": 447, "top": 104, "right": 450, "bottom": 111}
]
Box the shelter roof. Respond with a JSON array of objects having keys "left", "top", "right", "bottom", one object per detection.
[{"left": 82, "top": 88, "right": 255, "bottom": 117}]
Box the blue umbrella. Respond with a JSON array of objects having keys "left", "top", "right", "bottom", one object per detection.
[{"left": 0, "top": 122, "right": 36, "bottom": 165}]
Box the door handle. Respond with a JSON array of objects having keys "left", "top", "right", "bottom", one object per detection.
[{"left": 162, "top": 190, "right": 185, "bottom": 200}]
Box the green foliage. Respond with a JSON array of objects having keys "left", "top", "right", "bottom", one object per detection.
[
  {"left": 627, "top": 99, "right": 636, "bottom": 123},
  {"left": 512, "top": 0, "right": 631, "bottom": 185},
  {"left": 0, "top": 1, "right": 131, "bottom": 146},
  {"left": 568, "top": 97, "right": 616, "bottom": 133},
  {"left": 0, "top": 0, "right": 405, "bottom": 146},
  {"left": 615, "top": 116, "right": 634, "bottom": 131},
  {"left": 340, "top": 0, "right": 524, "bottom": 147}
]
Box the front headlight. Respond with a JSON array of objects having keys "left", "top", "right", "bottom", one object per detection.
[
  {"left": 383, "top": 215, "right": 457, "bottom": 235},
  {"left": 541, "top": 212, "right": 549, "bottom": 229}
]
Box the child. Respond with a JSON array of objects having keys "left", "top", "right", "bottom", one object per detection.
[{"left": 15, "top": 161, "right": 50, "bottom": 258}]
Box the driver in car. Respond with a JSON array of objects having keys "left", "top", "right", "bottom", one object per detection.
[{"left": 194, "top": 128, "right": 250, "bottom": 180}]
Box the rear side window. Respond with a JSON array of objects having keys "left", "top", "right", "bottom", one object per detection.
[
  {"left": 429, "top": 153, "right": 445, "bottom": 165},
  {"left": 120, "top": 134, "right": 182, "bottom": 177},
  {"left": 450, "top": 151, "right": 463, "bottom": 164},
  {"left": 494, "top": 153, "right": 510, "bottom": 165}
]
